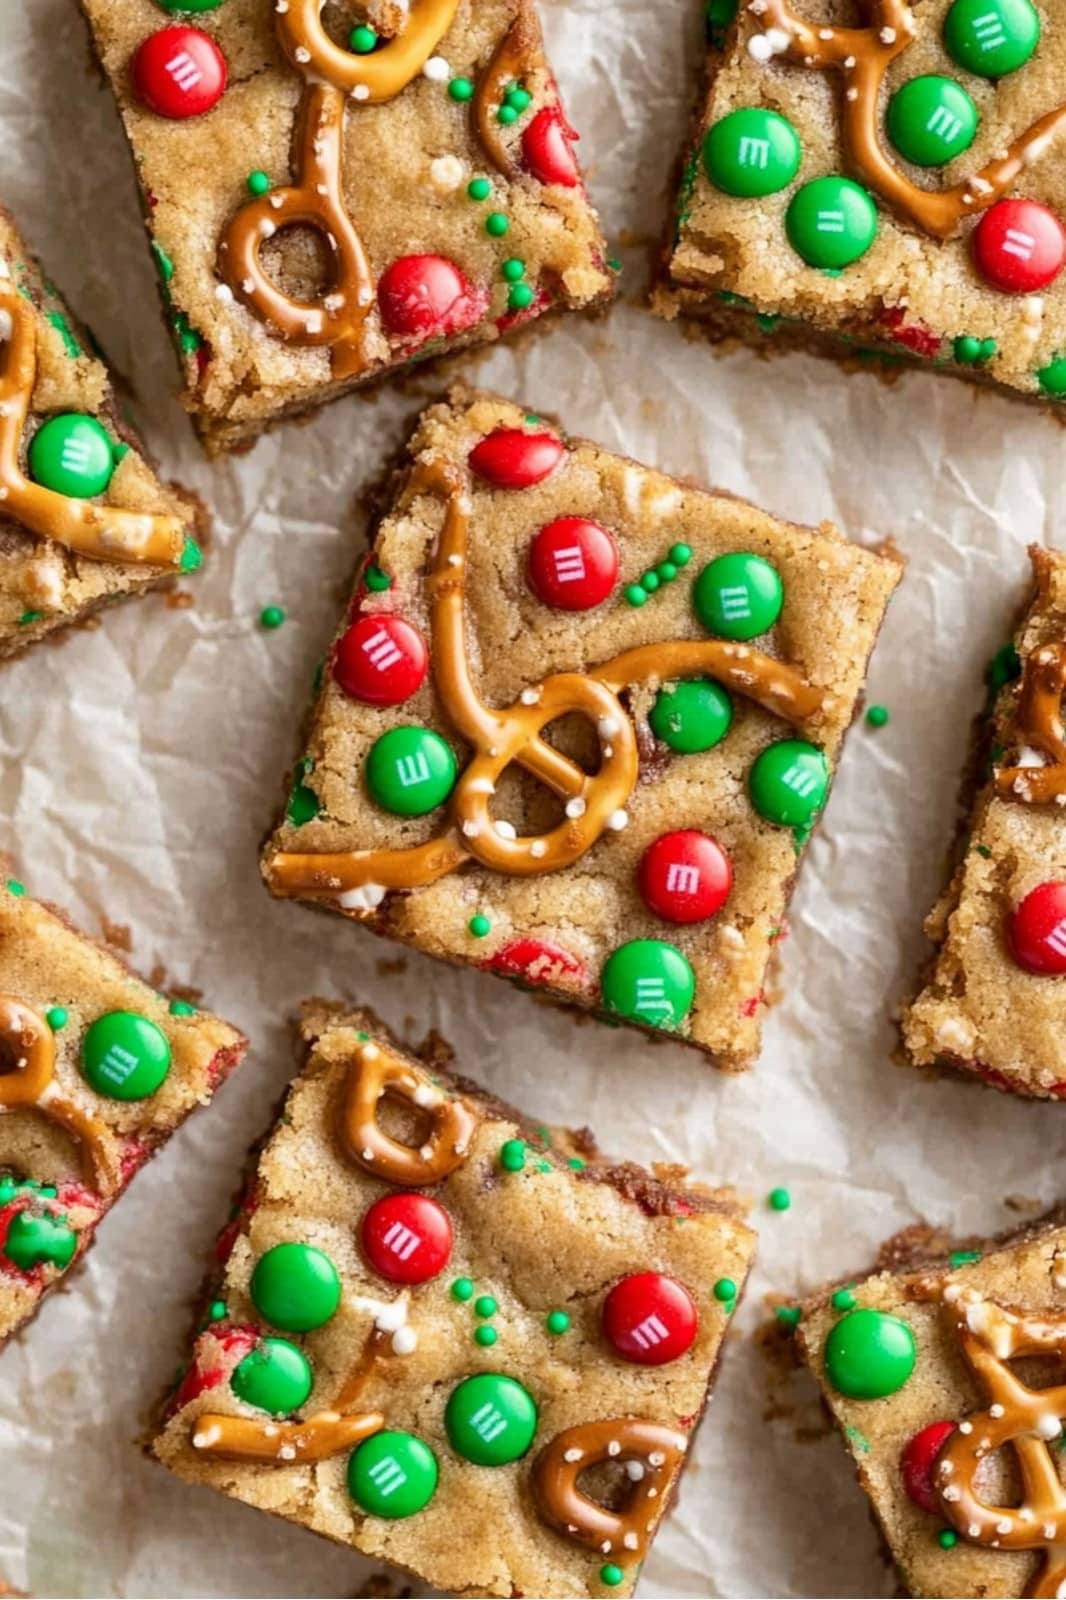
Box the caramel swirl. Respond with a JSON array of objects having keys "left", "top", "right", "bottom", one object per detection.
[
  {"left": 266, "top": 454, "right": 832, "bottom": 903},
  {"left": 339, "top": 1032, "right": 479, "bottom": 1184},
  {"left": 531, "top": 1419, "right": 687, "bottom": 1562},
  {"left": 754, "top": 0, "right": 1066, "bottom": 241},
  {"left": 0, "top": 995, "right": 118, "bottom": 1196},
  {"left": 934, "top": 1286, "right": 1066, "bottom": 1596},
  {"left": 474, "top": 16, "right": 539, "bottom": 178},
  {"left": 995, "top": 641, "right": 1066, "bottom": 805},
  {"left": 218, "top": 0, "right": 459, "bottom": 373},
  {"left": 0, "top": 288, "right": 188, "bottom": 568}
]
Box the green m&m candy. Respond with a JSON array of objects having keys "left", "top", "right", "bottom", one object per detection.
[
  {"left": 157, "top": 0, "right": 225, "bottom": 9},
  {"left": 28, "top": 415, "right": 116, "bottom": 499},
  {"left": 348, "top": 1430, "right": 439, "bottom": 1518},
  {"left": 250, "top": 1242, "right": 341, "bottom": 1332},
  {"left": 3, "top": 1210, "right": 77, "bottom": 1271},
  {"left": 81, "top": 1011, "right": 172, "bottom": 1100},
  {"left": 601, "top": 939, "right": 695, "bottom": 1031},
  {"left": 231, "top": 1337, "right": 313, "bottom": 1415},
  {"left": 694, "top": 552, "right": 783, "bottom": 640},
  {"left": 650, "top": 678, "right": 732, "bottom": 753},
  {"left": 702, "top": 108, "right": 801, "bottom": 198},
  {"left": 706, "top": 0, "right": 739, "bottom": 42},
  {"left": 365, "top": 727, "right": 457, "bottom": 816},
  {"left": 749, "top": 740, "right": 829, "bottom": 829},
  {"left": 824, "top": 1308, "right": 916, "bottom": 1399},
  {"left": 886, "top": 76, "right": 978, "bottom": 166},
  {"left": 943, "top": 0, "right": 1039, "bottom": 76},
  {"left": 1038, "top": 355, "right": 1066, "bottom": 396},
  {"left": 786, "top": 176, "right": 877, "bottom": 269},
  {"left": 445, "top": 1372, "right": 538, "bottom": 1465}
]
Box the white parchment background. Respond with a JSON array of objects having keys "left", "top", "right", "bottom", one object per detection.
[{"left": 3, "top": 1, "right": 1066, "bottom": 1595}]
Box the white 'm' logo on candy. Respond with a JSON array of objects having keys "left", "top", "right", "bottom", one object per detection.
[
  {"left": 368, "top": 1456, "right": 407, "bottom": 1496},
  {"left": 553, "top": 546, "right": 587, "bottom": 583},
  {"left": 1045, "top": 920, "right": 1066, "bottom": 958},
  {"left": 972, "top": 11, "right": 1007, "bottom": 49},
  {"left": 718, "top": 584, "right": 752, "bottom": 619},
  {"left": 816, "top": 210, "right": 846, "bottom": 234},
  {"left": 60, "top": 437, "right": 94, "bottom": 477},
  {"left": 469, "top": 1403, "right": 508, "bottom": 1443},
  {"left": 629, "top": 1312, "right": 669, "bottom": 1350},
  {"left": 382, "top": 1221, "right": 421, "bottom": 1260},
  {"left": 781, "top": 764, "right": 818, "bottom": 797},
  {"left": 1003, "top": 229, "right": 1036, "bottom": 261},
  {"left": 396, "top": 753, "right": 430, "bottom": 787},
  {"left": 165, "top": 51, "right": 203, "bottom": 92},
  {"left": 99, "top": 1045, "right": 139, "bottom": 1086},
  {"left": 634, "top": 977, "right": 670, "bottom": 1016},
  {"left": 737, "top": 136, "right": 770, "bottom": 168},
  {"left": 665, "top": 864, "right": 699, "bottom": 895},
  {"left": 926, "top": 107, "right": 962, "bottom": 142},
  {"left": 362, "top": 627, "right": 403, "bottom": 672}
]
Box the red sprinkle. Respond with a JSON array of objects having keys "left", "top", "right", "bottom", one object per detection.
[
  {"left": 528, "top": 517, "right": 619, "bottom": 610},
  {"left": 1007, "top": 880, "right": 1066, "bottom": 975},
  {"left": 602, "top": 1272, "right": 698, "bottom": 1366},
  {"left": 132, "top": 27, "right": 228, "bottom": 120},
  {"left": 469, "top": 429, "right": 565, "bottom": 490},
  {"left": 972, "top": 199, "right": 1066, "bottom": 294},
  {"left": 522, "top": 106, "right": 580, "bottom": 187},
  {"left": 377, "top": 254, "right": 487, "bottom": 341},
  {"left": 361, "top": 1193, "right": 453, "bottom": 1284},
  {"left": 333, "top": 614, "right": 428, "bottom": 707},
  {"left": 900, "top": 1420, "right": 957, "bottom": 1514}
]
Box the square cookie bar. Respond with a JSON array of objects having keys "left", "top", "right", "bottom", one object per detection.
[
  {"left": 152, "top": 1000, "right": 756, "bottom": 1598},
  {"left": 904, "top": 547, "right": 1066, "bottom": 1098},
  {"left": 0, "top": 208, "right": 204, "bottom": 659},
  {"left": 0, "top": 877, "right": 246, "bottom": 1345},
  {"left": 657, "top": 0, "right": 1066, "bottom": 403},
  {"left": 794, "top": 1210, "right": 1066, "bottom": 1599},
  {"left": 261, "top": 387, "right": 900, "bottom": 1067},
  {"left": 77, "top": 0, "right": 613, "bottom": 454}
]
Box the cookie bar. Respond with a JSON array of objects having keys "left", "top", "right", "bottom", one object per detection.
[
  {"left": 903, "top": 547, "right": 1066, "bottom": 1098},
  {"left": 656, "top": 0, "right": 1066, "bottom": 404},
  {"left": 794, "top": 1209, "right": 1066, "bottom": 1599},
  {"left": 0, "top": 208, "right": 204, "bottom": 660},
  {"left": 0, "top": 877, "right": 246, "bottom": 1345},
  {"left": 76, "top": 0, "right": 613, "bottom": 455},
  {"left": 152, "top": 1000, "right": 755, "bottom": 1598},
  {"left": 260, "top": 386, "right": 900, "bottom": 1067}
]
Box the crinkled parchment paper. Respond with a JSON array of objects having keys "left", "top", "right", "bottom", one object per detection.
[{"left": 4, "top": 2, "right": 1066, "bottom": 1596}]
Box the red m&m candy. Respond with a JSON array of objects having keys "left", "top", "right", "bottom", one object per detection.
[
  {"left": 333, "top": 614, "right": 428, "bottom": 706},
  {"left": 900, "top": 1420, "right": 957, "bottom": 1514},
  {"left": 469, "top": 429, "right": 565, "bottom": 489},
  {"left": 522, "top": 107, "right": 580, "bottom": 188},
  {"left": 377, "top": 255, "right": 486, "bottom": 340},
  {"left": 361, "top": 1194, "right": 453, "bottom": 1284},
  {"left": 638, "top": 831, "right": 733, "bottom": 924},
  {"left": 1007, "top": 880, "right": 1066, "bottom": 975},
  {"left": 132, "top": 26, "right": 228, "bottom": 119},
  {"left": 528, "top": 517, "right": 618, "bottom": 610},
  {"left": 972, "top": 199, "right": 1066, "bottom": 294},
  {"left": 485, "top": 939, "right": 587, "bottom": 986},
  {"left": 602, "top": 1272, "right": 698, "bottom": 1365}
]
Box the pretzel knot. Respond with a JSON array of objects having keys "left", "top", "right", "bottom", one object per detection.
[
  {"left": 935, "top": 1289, "right": 1066, "bottom": 1597},
  {"left": 531, "top": 1419, "right": 688, "bottom": 1561},
  {"left": 218, "top": 0, "right": 459, "bottom": 375},
  {"left": 995, "top": 641, "right": 1066, "bottom": 805},
  {"left": 339, "top": 1032, "right": 480, "bottom": 1184},
  {"left": 0, "top": 995, "right": 118, "bottom": 1196},
  {"left": 0, "top": 288, "right": 188, "bottom": 568}
]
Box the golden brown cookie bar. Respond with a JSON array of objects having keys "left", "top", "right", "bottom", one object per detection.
[
  {"left": 903, "top": 547, "right": 1066, "bottom": 1098},
  {"left": 793, "top": 1210, "right": 1066, "bottom": 1599},
  {"left": 0, "top": 877, "right": 246, "bottom": 1345},
  {"left": 260, "top": 385, "right": 900, "bottom": 1067},
  {"left": 655, "top": 0, "right": 1066, "bottom": 404},
  {"left": 151, "top": 1000, "right": 755, "bottom": 1599},
  {"left": 0, "top": 208, "right": 204, "bottom": 660},
  {"left": 75, "top": 0, "right": 614, "bottom": 455}
]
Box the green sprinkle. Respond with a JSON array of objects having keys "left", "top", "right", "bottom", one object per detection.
[
  {"left": 657, "top": 561, "right": 678, "bottom": 582},
  {"left": 467, "top": 177, "right": 491, "bottom": 201},
  {"left": 640, "top": 570, "right": 660, "bottom": 592},
  {"left": 363, "top": 564, "right": 392, "bottom": 592},
  {"left": 349, "top": 23, "right": 377, "bottom": 52},
  {"left": 6, "top": 880, "right": 25, "bottom": 897},
  {"left": 975, "top": 844, "right": 992, "bottom": 859},
  {"left": 937, "top": 1529, "right": 958, "bottom": 1550},
  {"left": 567, "top": 1156, "right": 586, "bottom": 1171},
  {"left": 169, "top": 999, "right": 197, "bottom": 1016},
  {"left": 468, "top": 913, "right": 491, "bottom": 938},
  {"left": 713, "top": 1277, "right": 737, "bottom": 1302},
  {"left": 949, "top": 1249, "right": 982, "bottom": 1268},
  {"left": 474, "top": 1324, "right": 498, "bottom": 1347},
  {"left": 260, "top": 605, "right": 286, "bottom": 630},
  {"left": 209, "top": 1299, "right": 228, "bottom": 1322},
  {"left": 451, "top": 1277, "right": 474, "bottom": 1302},
  {"left": 448, "top": 77, "right": 474, "bottom": 102},
  {"left": 546, "top": 1310, "right": 570, "bottom": 1335},
  {"left": 845, "top": 1424, "right": 871, "bottom": 1454},
  {"left": 287, "top": 775, "right": 320, "bottom": 826},
  {"left": 865, "top": 704, "right": 889, "bottom": 727},
  {"left": 474, "top": 1295, "right": 498, "bottom": 1319},
  {"left": 247, "top": 171, "right": 271, "bottom": 196},
  {"left": 506, "top": 86, "right": 532, "bottom": 111},
  {"left": 486, "top": 212, "right": 509, "bottom": 238},
  {"left": 600, "top": 1566, "right": 625, "bottom": 1589},
  {"left": 669, "top": 543, "right": 692, "bottom": 566},
  {"left": 507, "top": 283, "right": 535, "bottom": 311},
  {"left": 768, "top": 1187, "right": 791, "bottom": 1212},
  {"left": 775, "top": 1305, "right": 801, "bottom": 1330},
  {"left": 832, "top": 1287, "right": 857, "bottom": 1312},
  {"left": 986, "top": 642, "right": 1021, "bottom": 693},
  {"left": 46, "top": 312, "right": 82, "bottom": 359},
  {"left": 151, "top": 240, "right": 175, "bottom": 284},
  {"left": 500, "top": 1139, "right": 526, "bottom": 1172},
  {"left": 45, "top": 1007, "right": 68, "bottom": 1031},
  {"left": 497, "top": 103, "right": 519, "bottom": 126},
  {"left": 180, "top": 535, "right": 203, "bottom": 574},
  {"left": 17, "top": 611, "right": 43, "bottom": 626},
  {"left": 624, "top": 583, "right": 648, "bottom": 607},
  {"left": 501, "top": 258, "right": 526, "bottom": 283},
  {"left": 756, "top": 313, "right": 780, "bottom": 332}
]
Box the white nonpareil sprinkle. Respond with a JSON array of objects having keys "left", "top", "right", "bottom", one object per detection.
[
  {"left": 623, "top": 1532, "right": 639, "bottom": 1550},
  {"left": 565, "top": 797, "right": 587, "bottom": 819},
  {"left": 215, "top": 283, "right": 234, "bottom": 303},
  {"left": 495, "top": 819, "right": 517, "bottom": 840},
  {"left": 294, "top": 45, "right": 311, "bottom": 62},
  {"left": 530, "top": 840, "right": 547, "bottom": 858},
  {"left": 564, "top": 1447, "right": 583, "bottom": 1462},
  {"left": 338, "top": 882, "right": 386, "bottom": 912},
  {"left": 520, "top": 687, "right": 541, "bottom": 705},
  {"left": 606, "top": 809, "right": 628, "bottom": 831},
  {"left": 1035, "top": 1413, "right": 1063, "bottom": 1440},
  {"left": 625, "top": 1460, "right": 645, "bottom": 1481},
  {"left": 429, "top": 155, "right": 465, "bottom": 192},
  {"left": 392, "top": 1325, "right": 418, "bottom": 1355},
  {"left": 423, "top": 55, "right": 450, "bottom": 81},
  {"left": 747, "top": 26, "right": 790, "bottom": 59},
  {"left": 598, "top": 716, "right": 621, "bottom": 739}
]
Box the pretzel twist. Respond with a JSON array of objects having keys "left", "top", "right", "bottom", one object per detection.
[
  {"left": 218, "top": 0, "right": 459, "bottom": 374},
  {"left": 0, "top": 289, "right": 188, "bottom": 568},
  {"left": 266, "top": 455, "right": 832, "bottom": 903},
  {"left": 995, "top": 641, "right": 1066, "bottom": 804},
  {"left": 339, "top": 1032, "right": 480, "bottom": 1184},
  {"left": 0, "top": 995, "right": 118, "bottom": 1196},
  {"left": 935, "top": 1288, "right": 1066, "bottom": 1596},
  {"left": 754, "top": 0, "right": 1066, "bottom": 241},
  {"left": 531, "top": 1419, "right": 688, "bottom": 1561}
]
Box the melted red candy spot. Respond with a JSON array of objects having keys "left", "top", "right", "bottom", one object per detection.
[
  {"left": 900, "top": 1420, "right": 957, "bottom": 1514},
  {"left": 522, "top": 106, "right": 580, "bottom": 187},
  {"left": 485, "top": 938, "right": 588, "bottom": 986},
  {"left": 972, "top": 199, "right": 1066, "bottom": 294},
  {"left": 878, "top": 307, "right": 943, "bottom": 359},
  {"left": 377, "top": 255, "right": 488, "bottom": 341},
  {"left": 528, "top": 517, "right": 619, "bottom": 610},
  {"left": 602, "top": 1272, "right": 698, "bottom": 1365},
  {"left": 168, "top": 1326, "right": 259, "bottom": 1414},
  {"left": 333, "top": 614, "right": 428, "bottom": 707},
  {"left": 361, "top": 1193, "right": 453, "bottom": 1284},
  {"left": 132, "top": 27, "right": 228, "bottom": 120},
  {"left": 638, "top": 830, "right": 733, "bottom": 924},
  {"left": 469, "top": 429, "right": 565, "bottom": 489},
  {"left": 1007, "top": 880, "right": 1066, "bottom": 975},
  {"left": 119, "top": 1137, "right": 154, "bottom": 1183}
]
